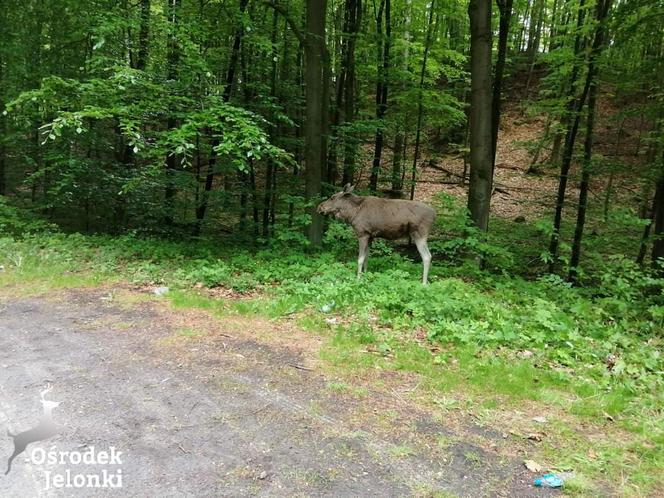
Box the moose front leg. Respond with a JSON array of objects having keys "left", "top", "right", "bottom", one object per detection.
[{"left": 357, "top": 235, "right": 370, "bottom": 277}]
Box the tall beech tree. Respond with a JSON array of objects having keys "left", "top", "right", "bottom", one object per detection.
[
  {"left": 304, "top": 0, "right": 328, "bottom": 246},
  {"left": 466, "top": 0, "right": 493, "bottom": 232}
]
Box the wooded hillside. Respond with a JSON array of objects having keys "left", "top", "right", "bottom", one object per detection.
[{"left": 1, "top": 0, "right": 662, "bottom": 275}]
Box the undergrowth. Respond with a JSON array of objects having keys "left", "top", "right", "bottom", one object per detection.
[{"left": 1, "top": 195, "right": 662, "bottom": 495}]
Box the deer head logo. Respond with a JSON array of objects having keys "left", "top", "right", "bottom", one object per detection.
[{"left": 4, "top": 384, "right": 62, "bottom": 475}]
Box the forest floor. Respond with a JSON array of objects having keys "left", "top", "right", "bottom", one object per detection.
[
  {"left": 408, "top": 101, "right": 643, "bottom": 223},
  {"left": 0, "top": 285, "right": 558, "bottom": 498}
]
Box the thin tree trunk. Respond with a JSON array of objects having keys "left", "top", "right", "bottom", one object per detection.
[
  {"left": 525, "top": 0, "right": 545, "bottom": 96},
  {"left": 603, "top": 118, "right": 624, "bottom": 221},
  {"left": 527, "top": 117, "right": 552, "bottom": 173},
  {"left": 491, "top": 0, "right": 513, "bottom": 168},
  {"left": 651, "top": 173, "right": 664, "bottom": 271},
  {"left": 370, "top": 0, "right": 390, "bottom": 193},
  {"left": 461, "top": 111, "right": 471, "bottom": 185},
  {"left": 342, "top": 0, "right": 361, "bottom": 186},
  {"left": 547, "top": 0, "right": 590, "bottom": 271},
  {"left": 164, "top": 0, "right": 181, "bottom": 226},
  {"left": 326, "top": 0, "right": 349, "bottom": 186},
  {"left": 547, "top": 0, "right": 559, "bottom": 52},
  {"left": 409, "top": 1, "right": 436, "bottom": 200},
  {"left": 391, "top": 133, "right": 404, "bottom": 193},
  {"left": 0, "top": 8, "right": 5, "bottom": 195},
  {"left": 263, "top": 7, "right": 279, "bottom": 237},
  {"left": 136, "top": 0, "right": 150, "bottom": 70},
  {"left": 195, "top": 0, "right": 249, "bottom": 234},
  {"left": 305, "top": 0, "right": 328, "bottom": 246},
  {"left": 391, "top": 0, "right": 410, "bottom": 194},
  {"left": 0, "top": 99, "right": 5, "bottom": 195},
  {"left": 636, "top": 182, "right": 654, "bottom": 265},
  {"left": 289, "top": 37, "right": 305, "bottom": 227},
  {"left": 250, "top": 161, "right": 260, "bottom": 237},
  {"left": 568, "top": 11, "right": 605, "bottom": 282},
  {"left": 466, "top": 0, "right": 494, "bottom": 231},
  {"left": 516, "top": 0, "right": 530, "bottom": 54}
]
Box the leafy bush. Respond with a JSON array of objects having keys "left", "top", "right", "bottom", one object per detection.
[{"left": 0, "top": 196, "right": 55, "bottom": 236}]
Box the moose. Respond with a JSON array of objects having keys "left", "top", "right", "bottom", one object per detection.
[
  {"left": 317, "top": 184, "right": 435, "bottom": 284},
  {"left": 5, "top": 385, "right": 61, "bottom": 475}
]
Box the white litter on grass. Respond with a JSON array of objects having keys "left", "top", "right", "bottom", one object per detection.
[
  {"left": 320, "top": 301, "right": 335, "bottom": 313},
  {"left": 153, "top": 286, "right": 170, "bottom": 296}
]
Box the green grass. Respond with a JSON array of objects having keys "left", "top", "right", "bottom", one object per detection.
[
  {"left": 0, "top": 219, "right": 662, "bottom": 496},
  {"left": 389, "top": 444, "right": 415, "bottom": 458}
]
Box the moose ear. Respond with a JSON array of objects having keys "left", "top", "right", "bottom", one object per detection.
[{"left": 342, "top": 183, "right": 354, "bottom": 194}]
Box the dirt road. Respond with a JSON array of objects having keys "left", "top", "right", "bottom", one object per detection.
[{"left": 0, "top": 288, "right": 555, "bottom": 497}]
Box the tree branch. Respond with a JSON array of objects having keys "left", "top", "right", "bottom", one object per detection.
[{"left": 263, "top": 2, "right": 305, "bottom": 45}]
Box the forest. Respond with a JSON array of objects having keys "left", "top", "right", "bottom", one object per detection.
[{"left": 0, "top": 0, "right": 663, "bottom": 496}]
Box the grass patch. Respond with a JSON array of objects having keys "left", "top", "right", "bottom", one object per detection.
[
  {"left": 389, "top": 444, "right": 415, "bottom": 458},
  {"left": 0, "top": 229, "right": 661, "bottom": 496}
]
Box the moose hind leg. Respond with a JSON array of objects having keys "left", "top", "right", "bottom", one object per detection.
[
  {"left": 414, "top": 237, "right": 432, "bottom": 284},
  {"left": 357, "top": 236, "right": 370, "bottom": 277}
]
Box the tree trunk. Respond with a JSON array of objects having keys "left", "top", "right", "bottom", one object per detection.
[
  {"left": 326, "top": 1, "right": 347, "bottom": 187},
  {"left": 342, "top": 0, "right": 361, "bottom": 186},
  {"left": 391, "top": 133, "right": 404, "bottom": 193},
  {"left": 652, "top": 174, "right": 664, "bottom": 271},
  {"left": 526, "top": 0, "right": 543, "bottom": 60},
  {"left": 0, "top": 121, "right": 5, "bottom": 195},
  {"left": 370, "top": 0, "right": 390, "bottom": 193},
  {"left": 305, "top": 0, "right": 328, "bottom": 246},
  {"left": 547, "top": 0, "right": 590, "bottom": 271},
  {"left": 409, "top": 1, "right": 436, "bottom": 200},
  {"left": 391, "top": 0, "right": 410, "bottom": 194},
  {"left": 547, "top": 0, "right": 559, "bottom": 52},
  {"left": 466, "top": 0, "right": 494, "bottom": 231},
  {"left": 136, "top": 0, "right": 150, "bottom": 70},
  {"left": 250, "top": 161, "right": 260, "bottom": 237},
  {"left": 568, "top": 0, "right": 613, "bottom": 281},
  {"left": 0, "top": 7, "right": 5, "bottom": 195},
  {"left": 0, "top": 76, "right": 5, "bottom": 195},
  {"left": 516, "top": 0, "right": 530, "bottom": 53},
  {"left": 263, "top": 8, "right": 279, "bottom": 237},
  {"left": 195, "top": 0, "right": 249, "bottom": 234},
  {"left": 491, "top": 0, "right": 513, "bottom": 168},
  {"left": 163, "top": 0, "right": 181, "bottom": 226},
  {"left": 603, "top": 118, "right": 624, "bottom": 221}
]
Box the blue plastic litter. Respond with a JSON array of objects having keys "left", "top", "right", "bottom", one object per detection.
[{"left": 534, "top": 473, "right": 564, "bottom": 488}]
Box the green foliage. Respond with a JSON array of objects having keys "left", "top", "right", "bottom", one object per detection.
[
  {"left": 429, "top": 193, "right": 514, "bottom": 269},
  {"left": 1, "top": 229, "right": 661, "bottom": 403},
  {"left": 0, "top": 196, "right": 55, "bottom": 236}
]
